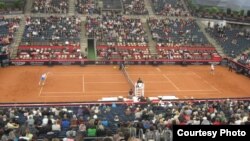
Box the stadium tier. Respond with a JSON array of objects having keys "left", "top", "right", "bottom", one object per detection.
[
  {"left": 148, "top": 18, "right": 209, "bottom": 45},
  {"left": 76, "top": 0, "right": 98, "bottom": 14},
  {"left": 206, "top": 25, "right": 250, "bottom": 57},
  {"left": 0, "top": 16, "right": 21, "bottom": 55},
  {"left": 123, "top": 0, "right": 148, "bottom": 15},
  {"left": 152, "top": 0, "right": 189, "bottom": 16},
  {"left": 31, "top": 0, "right": 69, "bottom": 14}
]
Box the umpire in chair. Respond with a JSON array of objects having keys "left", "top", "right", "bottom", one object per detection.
[{"left": 136, "top": 78, "right": 143, "bottom": 88}]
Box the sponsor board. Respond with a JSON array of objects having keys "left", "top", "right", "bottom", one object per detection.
[
  {"left": 30, "top": 62, "right": 45, "bottom": 66},
  {"left": 12, "top": 61, "right": 26, "bottom": 66}
]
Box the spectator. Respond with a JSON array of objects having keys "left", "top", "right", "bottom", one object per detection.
[{"left": 32, "top": 0, "right": 69, "bottom": 14}]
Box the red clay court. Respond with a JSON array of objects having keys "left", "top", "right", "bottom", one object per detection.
[{"left": 0, "top": 65, "right": 249, "bottom": 103}]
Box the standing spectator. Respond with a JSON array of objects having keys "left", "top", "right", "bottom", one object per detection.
[
  {"left": 129, "top": 88, "right": 134, "bottom": 97},
  {"left": 228, "top": 62, "right": 233, "bottom": 72}
]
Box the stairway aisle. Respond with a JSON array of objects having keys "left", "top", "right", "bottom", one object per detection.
[
  {"left": 144, "top": 0, "right": 154, "bottom": 16},
  {"left": 143, "top": 22, "right": 157, "bottom": 57},
  {"left": 68, "top": 0, "right": 76, "bottom": 15},
  {"left": 24, "top": 0, "right": 33, "bottom": 14},
  {"left": 10, "top": 17, "right": 26, "bottom": 59},
  {"left": 80, "top": 20, "right": 88, "bottom": 58}
]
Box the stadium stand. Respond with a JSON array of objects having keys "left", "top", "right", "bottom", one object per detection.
[
  {"left": 0, "top": 16, "right": 20, "bottom": 54},
  {"left": 0, "top": 0, "right": 26, "bottom": 14},
  {"left": 96, "top": 46, "right": 151, "bottom": 60},
  {"left": 16, "top": 16, "right": 82, "bottom": 60},
  {"left": 76, "top": 0, "right": 98, "bottom": 14},
  {"left": 21, "top": 16, "right": 81, "bottom": 46},
  {"left": 31, "top": 0, "right": 69, "bottom": 13},
  {"left": 123, "top": 0, "right": 148, "bottom": 15},
  {"left": 237, "top": 53, "right": 250, "bottom": 68},
  {"left": 102, "top": 0, "right": 123, "bottom": 13},
  {"left": 85, "top": 14, "right": 150, "bottom": 60},
  {"left": 16, "top": 46, "right": 82, "bottom": 60},
  {"left": 148, "top": 18, "right": 209, "bottom": 45},
  {"left": 156, "top": 46, "right": 219, "bottom": 61},
  {"left": 86, "top": 14, "right": 148, "bottom": 46},
  {"left": 206, "top": 24, "right": 250, "bottom": 57},
  {"left": 0, "top": 98, "right": 250, "bottom": 140},
  {"left": 151, "top": 0, "right": 189, "bottom": 16}
]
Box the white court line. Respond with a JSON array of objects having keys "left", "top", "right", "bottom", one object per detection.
[
  {"left": 164, "top": 73, "right": 196, "bottom": 75},
  {"left": 40, "top": 95, "right": 85, "bottom": 97},
  {"left": 49, "top": 72, "right": 122, "bottom": 75},
  {"left": 143, "top": 81, "right": 171, "bottom": 83},
  {"left": 41, "top": 91, "right": 129, "bottom": 94},
  {"left": 42, "top": 92, "right": 83, "bottom": 94},
  {"left": 156, "top": 67, "right": 162, "bottom": 72},
  {"left": 85, "top": 82, "right": 128, "bottom": 84},
  {"left": 192, "top": 72, "right": 222, "bottom": 93},
  {"left": 82, "top": 75, "right": 85, "bottom": 93},
  {"left": 39, "top": 86, "right": 44, "bottom": 96},
  {"left": 49, "top": 71, "right": 198, "bottom": 76},
  {"left": 162, "top": 74, "right": 180, "bottom": 91},
  {"left": 85, "top": 81, "right": 171, "bottom": 84},
  {"left": 146, "top": 90, "right": 218, "bottom": 92},
  {"left": 49, "top": 72, "right": 165, "bottom": 75}
]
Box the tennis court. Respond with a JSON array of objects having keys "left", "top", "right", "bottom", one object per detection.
[{"left": 0, "top": 65, "right": 249, "bottom": 103}]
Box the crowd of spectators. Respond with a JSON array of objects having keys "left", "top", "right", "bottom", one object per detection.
[
  {"left": 152, "top": 0, "right": 189, "bottom": 16},
  {"left": 157, "top": 48, "right": 217, "bottom": 60},
  {"left": 237, "top": 53, "right": 250, "bottom": 68},
  {"left": 97, "top": 47, "right": 151, "bottom": 60},
  {"left": 0, "top": 1, "right": 25, "bottom": 15},
  {"left": 22, "top": 16, "right": 81, "bottom": 46},
  {"left": 0, "top": 16, "right": 20, "bottom": 54},
  {"left": 31, "top": 0, "right": 69, "bottom": 14},
  {"left": 206, "top": 24, "right": 250, "bottom": 57},
  {"left": 86, "top": 13, "right": 148, "bottom": 46},
  {"left": 0, "top": 98, "right": 250, "bottom": 140},
  {"left": 148, "top": 18, "right": 208, "bottom": 45},
  {"left": 16, "top": 47, "right": 83, "bottom": 60},
  {"left": 123, "top": 0, "right": 148, "bottom": 15},
  {"left": 76, "top": 0, "right": 97, "bottom": 15}
]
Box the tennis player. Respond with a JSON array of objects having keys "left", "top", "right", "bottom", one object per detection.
[
  {"left": 210, "top": 63, "right": 215, "bottom": 75},
  {"left": 39, "top": 72, "right": 47, "bottom": 86}
]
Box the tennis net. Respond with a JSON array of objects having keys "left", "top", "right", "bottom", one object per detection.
[{"left": 121, "top": 65, "right": 134, "bottom": 89}]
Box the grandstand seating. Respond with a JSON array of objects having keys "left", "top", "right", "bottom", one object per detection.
[
  {"left": 123, "top": 0, "right": 148, "bottom": 15},
  {"left": 97, "top": 46, "right": 151, "bottom": 60},
  {"left": 0, "top": 98, "right": 250, "bottom": 140},
  {"left": 16, "top": 45, "right": 82, "bottom": 60},
  {"left": 0, "top": 0, "right": 26, "bottom": 14},
  {"left": 237, "top": 53, "right": 250, "bottom": 68},
  {"left": 151, "top": 0, "right": 189, "bottom": 16},
  {"left": 102, "top": 0, "right": 123, "bottom": 12},
  {"left": 17, "top": 16, "right": 81, "bottom": 60},
  {"left": 206, "top": 25, "right": 250, "bottom": 57},
  {"left": 76, "top": 0, "right": 98, "bottom": 14},
  {"left": 31, "top": 0, "right": 69, "bottom": 13},
  {"left": 148, "top": 18, "right": 209, "bottom": 45},
  {"left": 86, "top": 15, "right": 148, "bottom": 46},
  {"left": 0, "top": 17, "right": 20, "bottom": 54},
  {"left": 22, "top": 16, "right": 81, "bottom": 46},
  {"left": 156, "top": 46, "right": 219, "bottom": 60}
]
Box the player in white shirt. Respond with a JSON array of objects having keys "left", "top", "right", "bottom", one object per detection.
[
  {"left": 210, "top": 64, "right": 215, "bottom": 75},
  {"left": 39, "top": 73, "right": 47, "bottom": 86}
]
